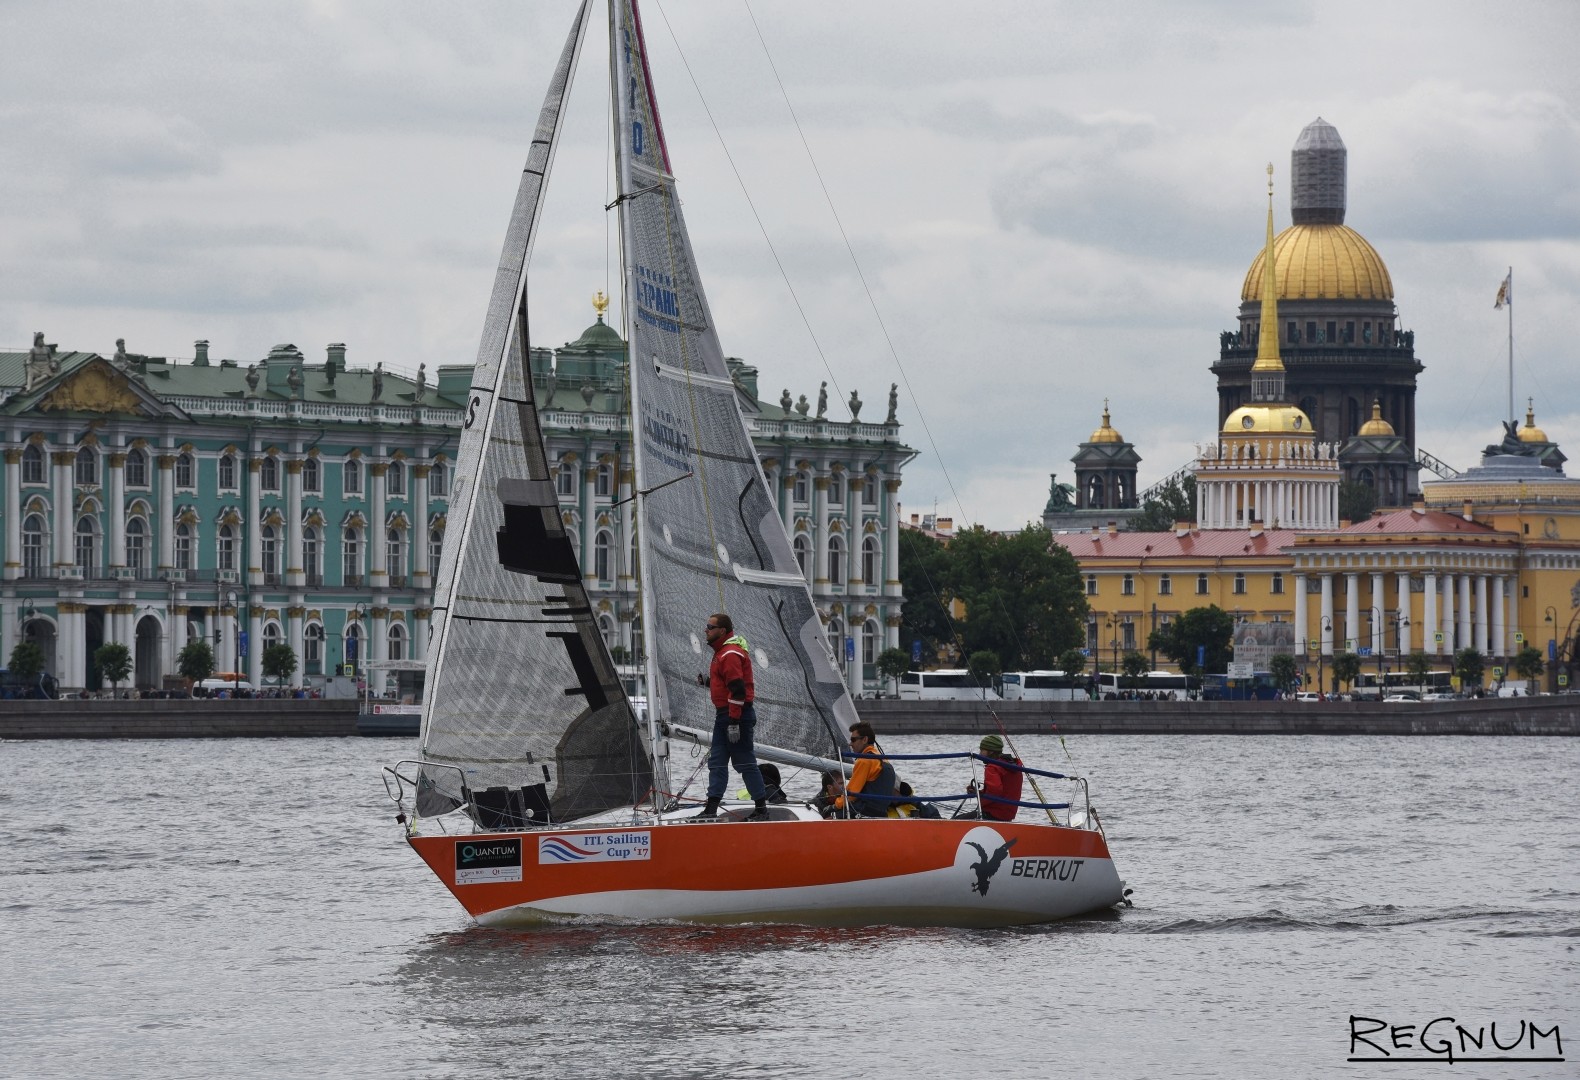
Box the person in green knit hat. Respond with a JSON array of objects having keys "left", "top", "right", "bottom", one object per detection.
[{"left": 959, "top": 733, "right": 1023, "bottom": 822}]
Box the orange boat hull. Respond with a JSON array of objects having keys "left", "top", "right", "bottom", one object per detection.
[{"left": 409, "top": 816, "right": 1123, "bottom": 927}]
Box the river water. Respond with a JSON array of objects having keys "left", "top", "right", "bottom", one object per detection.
[{"left": 2, "top": 734, "right": 1574, "bottom": 1079}]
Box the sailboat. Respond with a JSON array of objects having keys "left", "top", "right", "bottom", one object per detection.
[{"left": 384, "top": 0, "right": 1126, "bottom": 927}]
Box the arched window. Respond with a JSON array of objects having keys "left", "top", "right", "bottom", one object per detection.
[
  {"left": 1086, "top": 476, "right": 1105, "bottom": 508},
  {"left": 174, "top": 523, "right": 194, "bottom": 571},
  {"left": 21, "top": 444, "right": 44, "bottom": 484},
  {"left": 429, "top": 461, "right": 448, "bottom": 498},
  {"left": 125, "top": 448, "right": 148, "bottom": 488},
  {"left": 218, "top": 524, "right": 236, "bottom": 572},
  {"left": 302, "top": 457, "right": 320, "bottom": 493},
  {"left": 75, "top": 447, "right": 97, "bottom": 486},
  {"left": 828, "top": 470, "right": 844, "bottom": 504},
  {"left": 343, "top": 528, "right": 363, "bottom": 584},
  {"left": 793, "top": 534, "right": 811, "bottom": 581},
  {"left": 22, "top": 514, "right": 46, "bottom": 577},
  {"left": 262, "top": 621, "right": 282, "bottom": 652},
  {"left": 594, "top": 530, "right": 613, "bottom": 583},
  {"left": 863, "top": 619, "right": 881, "bottom": 668},
  {"left": 828, "top": 535, "right": 844, "bottom": 585},
  {"left": 387, "top": 622, "right": 407, "bottom": 662},
  {"left": 828, "top": 618, "right": 844, "bottom": 663},
  {"left": 125, "top": 518, "right": 147, "bottom": 573},
  {"left": 303, "top": 526, "right": 321, "bottom": 585},
  {"left": 386, "top": 461, "right": 405, "bottom": 496},
  {"left": 343, "top": 457, "right": 362, "bottom": 496},
  {"left": 175, "top": 452, "right": 194, "bottom": 489},
  {"left": 793, "top": 469, "right": 810, "bottom": 505},
  {"left": 386, "top": 527, "right": 407, "bottom": 583},
  {"left": 304, "top": 623, "right": 324, "bottom": 675},
  {"left": 596, "top": 462, "right": 613, "bottom": 497},
  {"left": 598, "top": 614, "right": 617, "bottom": 652},
  {"left": 75, "top": 516, "right": 98, "bottom": 576},
  {"left": 218, "top": 453, "right": 237, "bottom": 490},
  {"left": 260, "top": 456, "right": 279, "bottom": 492},
  {"left": 261, "top": 524, "right": 279, "bottom": 583},
  {"left": 556, "top": 458, "right": 576, "bottom": 497},
  {"left": 428, "top": 527, "right": 443, "bottom": 578},
  {"left": 861, "top": 535, "right": 880, "bottom": 586},
  {"left": 862, "top": 475, "right": 878, "bottom": 506}
]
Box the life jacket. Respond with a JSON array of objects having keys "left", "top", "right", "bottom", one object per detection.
[{"left": 708, "top": 633, "right": 754, "bottom": 708}]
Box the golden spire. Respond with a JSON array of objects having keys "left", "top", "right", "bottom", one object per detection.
[
  {"left": 592, "top": 290, "right": 610, "bottom": 321},
  {"left": 1251, "top": 163, "right": 1284, "bottom": 377}
]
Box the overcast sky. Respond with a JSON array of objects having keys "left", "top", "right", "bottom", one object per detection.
[{"left": 3, "top": 0, "right": 1577, "bottom": 529}]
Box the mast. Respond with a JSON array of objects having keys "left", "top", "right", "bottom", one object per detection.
[
  {"left": 1506, "top": 266, "right": 1514, "bottom": 425},
  {"left": 611, "top": 0, "right": 673, "bottom": 804}
]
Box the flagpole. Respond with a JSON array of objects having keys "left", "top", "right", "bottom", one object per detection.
[{"left": 1506, "top": 266, "right": 1514, "bottom": 425}]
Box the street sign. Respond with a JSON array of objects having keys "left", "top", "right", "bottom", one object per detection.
[
  {"left": 1514, "top": 631, "right": 1525, "bottom": 645},
  {"left": 1560, "top": 674, "right": 1570, "bottom": 687},
  {"left": 1345, "top": 638, "right": 1356, "bottom": 651},
  {"left": 1196, "top": 645, "right": 1206, "bottom": 668},
  {"left": 1226, "top": 662, "right": 1254, "bottom": 679},
  {"left": 845, "top": 636, "right": 855, "bottom": 662},
  {"left": 911, "top": 639, "right": 922, "bottom": 664},
  {"left": 1357, "top": 646, "right": 1372, "bottom": 657},
  {"left": 342, "top": 664, "right": 355, "bottom": 677},
  {"left": 1434, "top": 632, "right": 1445, "bottom": 644},
  {"left": 1491, "top": 666, "right": 1504, "bottom": 678}
]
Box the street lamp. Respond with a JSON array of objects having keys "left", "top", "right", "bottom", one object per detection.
[
  {"left": 1319, "top": 615, "right": 1334, "bottom": 696},
  {"left": 224, "top": 588, "right": 239, "bottom": 689},
  {"left": 1368, "top": 606, "right": 1383, "bottom": 691},
  {"left": 1546, "top": 606, "right": 1559, "bottom": 694},
  {"left": 1105, "top": 614, "right": 1119, "bottom": 697},
  {"left": 350, "top": 601, "right": 368, "bottom": 678}
]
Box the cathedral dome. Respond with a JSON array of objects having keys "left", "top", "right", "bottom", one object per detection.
[
  {"left": 1357, "top": 400, "right": 1395, "bottom": 437},
  {"left": 1089, "top": 403, "right": 1124, "bottom": 444},
  {"left": 1241, "top": 224, "right": 1393, "bottom": 303},
  {"left": 1222, "top": 403, "right": 1312, "bottom": 435}
]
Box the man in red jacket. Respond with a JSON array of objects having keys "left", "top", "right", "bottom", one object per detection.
[
  {"left": 695, "top": 613, "right": 769, "bottom": 821},
  {"left": 964, "top": 733, "right": 1023, "bottom": 822}
]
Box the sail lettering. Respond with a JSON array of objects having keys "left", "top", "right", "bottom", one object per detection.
[
  {"left": 464, "top": 394, "right": 481, "bottom": 429},
  {"left": 640, "top": 404, "right": 693, "bottom": 472}
]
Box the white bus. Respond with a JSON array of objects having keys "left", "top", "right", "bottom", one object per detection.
[
  {"left": 1001, "top": 670, "right": 1083, "bottom": 701},
  {"left": 1096, "top": 670, "right": 1193, "bottom": 700},
  {"left": 898, "top": 669, "right": 998, "bottom": 701}
]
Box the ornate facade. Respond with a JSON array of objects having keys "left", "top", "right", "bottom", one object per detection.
[{"left": 0, "top": 310, "right": 912, "bottom": 695}]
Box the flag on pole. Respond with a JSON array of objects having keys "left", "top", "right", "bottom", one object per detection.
[{"left": 1494, "top": 273, "right": 1511, "bottom": 309}]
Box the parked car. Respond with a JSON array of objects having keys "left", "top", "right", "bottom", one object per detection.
[
  {"left": 1293, "top": 692, "right": 1322, "bottom": 703},
  {"left": 1382, "top": 694, "right": 1422, "bottom": 703}
]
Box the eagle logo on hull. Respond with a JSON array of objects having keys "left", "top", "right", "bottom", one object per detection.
[{"left": 956, "top": 828, "right": 1018, "bottom": 896}]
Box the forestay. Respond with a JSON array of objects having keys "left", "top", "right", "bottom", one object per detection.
[
  {"left": 611, "top": 0, "right": 857, "bottom": 764},
  {"left": 418, "top": 0, "right": 652, "bottom": 824}
]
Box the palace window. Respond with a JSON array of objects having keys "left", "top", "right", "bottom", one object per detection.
[
  {"left": 794, "top": 470, "right": 810, "bottom": 506},
  {"left": 386, "top": 527, "right": 407, "bottom": 583},
  {"left": 596, "top": 462, "right": 613, "bottom": 498},
  {"left": 386, "top": 461, "right": 405, "bottom": 497},
  {"left": 125, "top": 518, "right": 147, "bottom": 573},
  {"left": 75, "top": 517, "right": 98, "bottom": 576},
  {"left": 429, "top": 528, "right": 443, "bottom": 579},
  {"left": 594, "top": 530, "right": 613, "bottom": 583},
  {"left": 862, "top": 478, "right": 878, "bottom": 507},
  {"left": 125, "top": 448, "right": 148, "bottom": 488},
  {"left": 429, "top": 462, "right": 448, "bottom": 498},
  {"left": 261, "top": 525, "right": 279, "bottom": 584},
  {"left": 1086, "top": 574, "right": 1098, "bottom": 596},
  {"left": 861, "top": 536, "right": 880, "bottom": 586},
  {"left": 556, "top": 459, "right": 575, "bottom": 497},
  {"left": 793, "top": 534, "right": 810, "bottom": 581},
  {"left": 260, "top": 456, "right": 279, "bottom": 493},
  {"left": 343, "top": 528, "right": 363, "bottom": 584},
  {"left": 343, "top": 457, "right": 362, "bottom": 496},
  {"left": 862, "top": 620, "right": 880, "bottom": 668},
  {"left": 1271, "top": 573, "right": 1285, "bottom": 595},
  {"left": 1196, "top": 573, "right": 1210, "bottom": 595},
  {"left": 175, "top": 523, "right": 193, "bottom": 571},
  {"left": 302, "top": 458, "right": 320, "bottom": 494},
  {"left": 175, "top": 452, "right": 194, "bottom": 489},
  {"left": 75, "top": 447, "right": 97, "bottom": 486},
  {"left": 388, "top": 622, "right": 407, "bottom": 662},
  {"left": 22, "top": 444, "right": 44, "bottom": 484},
  {"left": 1159, "top": 573, "right": 1172, "bottom": 596},
  {"left": 1122, "top": 573, "right": 1135, "bottom": 596},
  {"left": 218, "top": 524, "right": 236, "bottom": 572},
  {"left": 303, "top": 527, "right": 321, "bottom": 586},
  {"left": 23, "top": 514, "right": 47, "bottom": 577},
  {"left": 827, "top": 535, "right": 844, "bottom": 585},
  {"left": 1122, "top": 618, "right": 1136, "bottom": 651},
  {"left": 1233, "top": 572, "right": 1247, "bottom": 595},
  {"left": 219, "top": 453, "right": 237, "bottom": 491},
  {"left": 305, "top": 624, "right": 324, "bottom": 675},
  {"left": 828, "top": 471, "right": 844, "bottom": 504},
  {"left": 262, "top": 622, "right": 282, "bottom": 653}
]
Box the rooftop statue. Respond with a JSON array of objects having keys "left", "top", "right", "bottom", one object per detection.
[
  {"left": 25, "top": 331, "right": 59, "bottom": 391},
  {"left": 1044, "top": 472, "right": 1075, "bottom": 511},
  {"left": 287, "top": 365, "right": 303, "bottom": 397},
  {"left": 848, "top": 389, "right": 862, "bottom": 421},
  {"left": 414, "top": 363, "right": 427, "bottom": 403},
  {"left": 371, "top": 362, "right": 385, "bottom": 402},
  {"left": 780, "top": 388, "right": 792, "bottom": 414},
  {"left": 245, "top": 364, "right": 260, "bottom": 394},
  {"left": 886, "top": 382, "right": 898, "bottom": 424},
  {"left": 816, "top": 381, "right": 827, "bottom": 419},
  {"left": 113, "top": 338, "right": 129, "bottom": 369},
  {"left": 1485, "top": 419, "right": 1540, "bottom": 458},
  {"left": 795, "top": 393, "right": 810, "bottom": 417}
]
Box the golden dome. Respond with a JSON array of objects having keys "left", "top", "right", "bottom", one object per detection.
[
  {"left": 1241, "top": 224, "right": 1393, "bottom": 303},
  {"left": 1520, "top": 401, "right": 1548, "bottom": 443},
  {"left": 1222, "top": 404, "right": 1313, "bottom": 435},
  {"left": 1089, "top": 400, "right": 1123, "bottom": 444},
  {"left": 1357, "top": 400, "right": 1395, "bottom": 437}
]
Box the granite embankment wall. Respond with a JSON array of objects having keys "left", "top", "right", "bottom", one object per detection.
[
  {"left": 854, "top": 696, "right": 1580, "bottom": 736},
  {"left": 3, "top": 696, "right": 1575, "bottom": 739},
  {"left": 0, "top": 699, "right": 360, "bottom": 739}
]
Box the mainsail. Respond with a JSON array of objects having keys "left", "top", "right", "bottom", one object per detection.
[
  {"left": 419, "top": 0, "right": 652, "bottom": 824},
  {"left": 611, "top": 0, "right": 858, "bottom": 765}
]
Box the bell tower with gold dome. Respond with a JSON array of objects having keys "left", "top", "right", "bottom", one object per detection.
[{"left": 1212, "top": 118, "right": 1423, "bottom": 500}]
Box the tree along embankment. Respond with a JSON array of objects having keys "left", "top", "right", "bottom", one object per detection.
[{"left": 854, "top": 696, "right": 1579, "bottom": 736}]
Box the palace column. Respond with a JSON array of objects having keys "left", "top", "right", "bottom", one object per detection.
[
  {"left": 412, "top": 607, "right": 430, "bottom": 662},
  {"left": 1441, "top": 574, "right": 1455, "bottom": 653},
  {"left": 812, "top": 475, "right": 829, "bottom": 587},
  {"left": 618, "top": 465, "right": 635, "bottom": 592},
  {"left": 248, "top": 603, "right": 264, "bottom": 687},
  {"left": 1491, "top": 577, "right": 1506, "bottom": 661},
  {"left": 4, "top": 449, "right": 21, "bottom": 581},
  {"left": 1473, "top": 575, "right": 1490, "bottom": 656},
  {"left": 581, "top": 462, "right": 598, "bottom": 584},
  {"left": 1507, "top": 571, "right": 1519, "bottom": 657},
  {"left": 1344, "top": 572, "right": 1360, "bottom": 654},
  {"left": 1396, "top": 572, "right": 1413, "bottom": 655},
  {"left": 285, "top": 459, "right": 304, "bottom": 588},
  {"left": 884, "top": 478, "right": 902, "bottom": 599},
  {"left": 157, "top": 454, "right": 175, "bottom": 574},
  {"left": 246, "top": 457, "right": 262, "bottom": 587},
  {"left": 51, "top": 450, "right": 74, "bottom": 569},
  {"left": 1320, "top": 573, "right": 1334, "bottom": 656},
  {"left": 219, "top": 601, "right": 237, "bottom": 676},
  {"left": 411, "top": 465, "right": 431, "bottom": 591},
  {"left": 1370, "top": 572, "right": 1385, "bottom": 657},
  {"left": 369, "top": 462, "right": 388, "bottom": 589},
  {"left": 107, "top": 452, "right": 126, "bottom": 572},
  {"left": 1294, "top": 573, "right": 1308, "bottom": 652},
  {"left": 1422, "top": 571, "right": 1438, "bottom": 655},
  {"left": 287, "top": 605, "right": 305, "bottom": 689},
  {"left": 371, "top": 605, "right": 389, "bottom": 696},
  {"left": 1457, "top": 573, "right": 1472, "bottom": 655},
  {"left": 781, "top": 469, "right": 796, "bottom": 535},
  {"left": 169, "top": 604, "right": 187, "bottom": 675}
]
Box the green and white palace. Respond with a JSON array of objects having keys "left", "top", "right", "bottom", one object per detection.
[{"left": 1, "top": 306, "right": 913, "bottom": 695}]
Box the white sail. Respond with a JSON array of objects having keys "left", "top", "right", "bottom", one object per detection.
[
  {"left": 419, "top": 0, "right": 653, "bottom": 824},
  {"left": 611, "top": 0, "right": 858, "bottom": 764}
]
